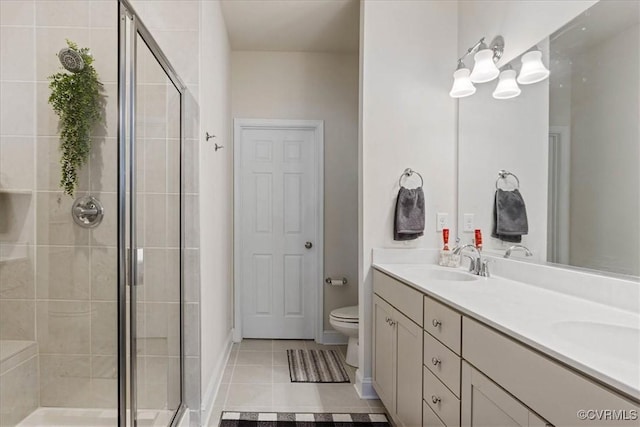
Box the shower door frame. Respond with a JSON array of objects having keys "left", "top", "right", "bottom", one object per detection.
[{"left": 118, "top": 1, "right": 187, "bottom": 425}]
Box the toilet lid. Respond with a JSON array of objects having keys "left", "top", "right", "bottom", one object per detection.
[{"left": 330, "top": 305, "right": 359, "bottom": 321}]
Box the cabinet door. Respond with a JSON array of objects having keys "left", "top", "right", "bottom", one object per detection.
[
  {"left": 396, "top": 310, "right": 423, "bottom": 427},
  {"left": 462, "top": 362, "right": 550, "bottom": 427},
  {"left": 373, "top": 295, "right": 396, "bottom": 411}
]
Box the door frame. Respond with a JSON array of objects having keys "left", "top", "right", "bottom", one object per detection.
[{"left": 233, "top": 118, "right": 324, "bottom": 343}]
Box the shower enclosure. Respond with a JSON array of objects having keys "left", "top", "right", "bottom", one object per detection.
[{"left": 0, "top": 1, "right": 190, "bottom": 425}]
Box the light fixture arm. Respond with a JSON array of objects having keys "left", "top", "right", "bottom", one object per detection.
[
  {"left": 457, "top": 37, "right": 486, "bottom": 64},
  {"left": 456, "top": 36, "right": 504, "bottom": 65}
]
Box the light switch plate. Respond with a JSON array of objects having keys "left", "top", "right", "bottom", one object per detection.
[
  {"left": 463, "top": 213, "right": 475, "bottom": 232},
  {"left": 436, "top": 213, "right": 448, "bottom": 231}
]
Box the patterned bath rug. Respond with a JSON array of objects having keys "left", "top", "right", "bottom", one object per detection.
[
  {"left": 219, "top": 412, "right": 389, "bottom": 427},
  {"left": 286, "top": 349, "right": 350, "bottom": 383}
]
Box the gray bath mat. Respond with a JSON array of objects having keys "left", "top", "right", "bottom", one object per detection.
[{"left": 287, "top": 349, "right": 350, "bottom": 383}]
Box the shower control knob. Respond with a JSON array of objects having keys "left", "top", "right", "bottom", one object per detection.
[
  {"left": 305, "top": 241, "right": 313, "bottom": 249},
  {"left": 72, "top": 195, "right": 104, "bottom": 228}
]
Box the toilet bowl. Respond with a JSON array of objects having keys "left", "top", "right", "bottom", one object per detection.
[{"left": 329, "top": 305, "right": 359, "bottom": 367}]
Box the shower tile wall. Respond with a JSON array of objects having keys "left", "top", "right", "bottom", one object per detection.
[
  {"left": 1, "top": 0, "right": 202, "bottom": 424},
  {"left": 0, "top": 0, "right": 120, "bottom": 416}
]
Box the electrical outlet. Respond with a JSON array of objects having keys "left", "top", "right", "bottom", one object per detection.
[
  {"left": 436, "top": 213, "right": 448, "bottom": 231},
  {"left": 463, "top": 213, "right": 475, "bottom": 232}
]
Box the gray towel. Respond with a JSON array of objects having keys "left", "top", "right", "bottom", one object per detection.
[
  {"left": 492, "top": 189, "right": 528, "bottom": 243},
  {"left": 394, "top": 186, "right": 425, "bottom": 241}
]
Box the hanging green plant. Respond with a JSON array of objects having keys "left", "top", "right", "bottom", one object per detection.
[{"left": 48, "top": 39, "right": 104, "bottom": 196}]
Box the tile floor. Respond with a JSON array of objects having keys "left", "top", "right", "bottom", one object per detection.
[{"left": 208, "top": 340, "right": 385, "bottom": 426}]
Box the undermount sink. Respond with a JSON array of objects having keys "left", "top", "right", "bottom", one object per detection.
[
  {"left": 402, "top": 265, "right": 479, "bottom": 282},
  {"left": 552, "top": 321, "right": 640, "bottom": 363}
]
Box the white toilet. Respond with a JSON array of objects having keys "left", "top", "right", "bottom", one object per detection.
[{"left": 329, "top": 305, "right": 359, "bottom": 367}]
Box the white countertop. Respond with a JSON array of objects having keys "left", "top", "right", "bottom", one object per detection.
[{"left": 373, "top": 262, "right": 640, "bottom": 401}]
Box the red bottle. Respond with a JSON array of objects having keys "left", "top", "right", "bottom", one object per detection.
[
  {"left": 474, "top": 229, "right": 483, "bottom": 250},
  {"left": 442, "top": 228, "right": 450, "bottom": 250}
]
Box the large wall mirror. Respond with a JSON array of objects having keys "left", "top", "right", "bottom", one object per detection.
[{"left": 457, "top": 0, "right": 639, "bottom": 278}]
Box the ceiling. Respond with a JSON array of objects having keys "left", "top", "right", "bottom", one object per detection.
[{"left": 220, "top": 0, "right": 359, "bottom": 53}]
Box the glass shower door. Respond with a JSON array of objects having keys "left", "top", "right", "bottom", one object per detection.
[
  {"left": 120, "top": 4, "right": 184, "bottom": 425},
  {"left": 132, "top": 34, "right": 183, "bottom": 424}
]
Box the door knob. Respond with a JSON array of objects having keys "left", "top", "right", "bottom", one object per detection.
[{"left": 305, "top": 241, "right": 313, "bottom": 249}]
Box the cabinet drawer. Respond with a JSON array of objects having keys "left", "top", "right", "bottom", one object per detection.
[
  {"left": 463, "top": 317, "right": 640, "bottom": 426},
  {"left": 424, "top": 367, "right": 461, "bottom": 427},
  {"left": 423, "top": 400, "right": 446, "bottom": 427},
  {"left": 424, "top": 296, "right": 461, "bottom": 354},
  {"left": 424, "top": 331, "right": 461, "bottom": 398},
  {"left": 374, "top": 270, "right": 423, "bottom": 326}
]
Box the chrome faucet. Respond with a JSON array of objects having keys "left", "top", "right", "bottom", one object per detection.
[
  {"left": 453, "top": 244, "right": 490, "bottom": 277},
  {"left": 504, "top": 244, "right": 533, "bottom": 259}
]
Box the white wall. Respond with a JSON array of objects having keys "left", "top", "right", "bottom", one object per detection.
[
  {"left": 231, "top": 51, "right": 359, "bottom": 332},
  {"left": 358, "top": 0, "right": 458, "bottom": 397},
  {"left": 458, "top": 0, "right": 597, "bottom": 66},
  {"left": 569, "top": 23, "right": 639, "bottom": 275},
  {"left": 198, "top": 0, "right": 233, "bottom": 423}
]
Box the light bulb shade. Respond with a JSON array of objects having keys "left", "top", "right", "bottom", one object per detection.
[
  {"left": 470, "top": 49, "right": 500, "bottom": 83},
  {"left": 449, "top": 68, "right": 476, "bottom": 98},
  {"left": 493, "top": 69, "right": 521, "bottom": 99},
  {"left": 517, "top": 50, "right": 550, "bottom": 84}
]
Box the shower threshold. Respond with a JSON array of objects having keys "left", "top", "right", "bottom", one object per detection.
[{"left": 17, "top": 407, "right": 175, "bottom": 427}]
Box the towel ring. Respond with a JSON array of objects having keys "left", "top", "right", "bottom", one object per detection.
[
  {"left": 399, "top": 168, "right": 424, "bottom": 188},
  {"left": 496, "top": 170, "right": 520, "bottom": 190}
]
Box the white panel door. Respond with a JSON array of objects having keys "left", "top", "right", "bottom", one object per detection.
[{"left": 239, "top": 125, "right": 318, "bottom": 339}]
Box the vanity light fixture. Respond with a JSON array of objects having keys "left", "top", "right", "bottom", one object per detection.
[
  {"left": 469, "top": 36, "right": 504, "bottom": 83},
  {"left": 449, "top": 60, "right": 476, "bottom": 98},
  {"left": 450, "top": 37, "right": 550, "bottom": 100},
  {"left": 517, "top": 46, "right": 550, "bottom": 84},
  {"left": 492, "top": 65, "right": 521, "bottom": 99},
  {"left": 450, "top": 36, "right": 504, "bottom": 98}
]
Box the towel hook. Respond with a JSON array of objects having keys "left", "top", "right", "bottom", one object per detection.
[
  {"left": 495, "top": 170, "right": 520, "bottom": 190},
  {"left": 399, "top": 168, "right": 424, "bottom": 188}
]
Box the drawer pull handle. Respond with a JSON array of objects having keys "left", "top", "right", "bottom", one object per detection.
[
  {"left": 431, "top": 395, "right": 441, "bottom": 404},
  {"left": 431, "top": 357, "right": 441, "bottom": 366},
  {"left": 389, "top": 319, "right": 396, "bottom": 327},
  {"left": 432, "top": 319, "right": 442, "bottom": 327}
]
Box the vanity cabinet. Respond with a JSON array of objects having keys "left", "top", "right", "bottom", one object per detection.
[
  {"left": 461, "top": 362, "right": 548, "bottom": 427},
  {"left": 423, "top": 296, "right": 462, "bottom": 427},
  {"left": 462, "top": 317, "right": 639, "bottom": 426},
  {"left": 373, "top": 272, "right": 423, "bottom": 427},
  {"left": 372, "top": 268, "right": 640, "bottom": 427}
]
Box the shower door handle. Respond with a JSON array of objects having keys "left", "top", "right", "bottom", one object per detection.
[
  {"left": 135, "top": 248, "right": 144, "bottom": 287},
  {"left": 127, "top": 248, "right": 144, "bottom": 287}
]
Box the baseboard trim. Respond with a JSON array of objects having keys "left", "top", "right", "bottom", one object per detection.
[
  {"left": 321, "top": 329, "right": 348, "bottom": 345},
  {"left": 354, "top": 370, "right": 379, "bottom": 400},
  {"left": 202, "top": 331, "right": 234, "bottom": 426},
  {"left": 232, "top": 327, "right": 242, "bottom": 343}
]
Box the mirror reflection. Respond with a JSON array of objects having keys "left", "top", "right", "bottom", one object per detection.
[
  {"left": 547, "top": 0, "right": 639, "bottom": 276},
  {"left": 457, "top": 0, "right": 639, "bottom": 278}
]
